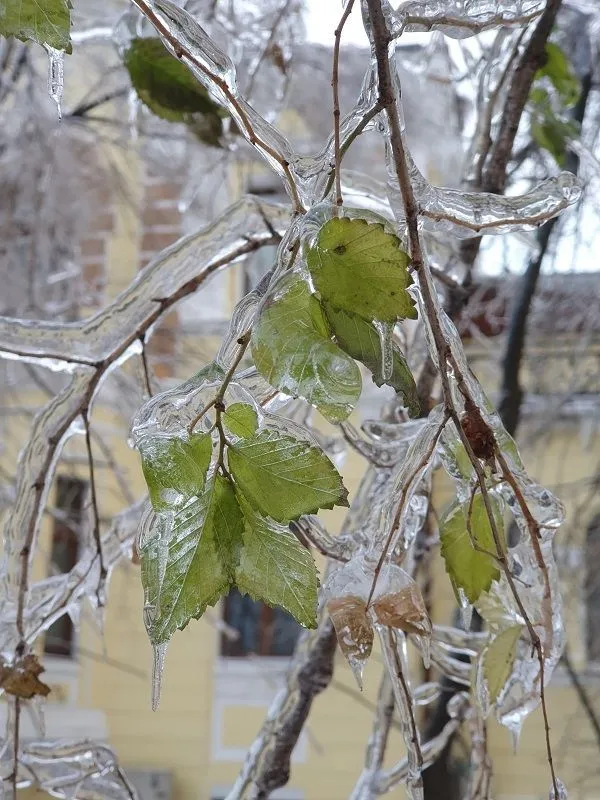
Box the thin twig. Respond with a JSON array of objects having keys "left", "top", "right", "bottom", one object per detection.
[
  {"left": 332, "top": 0, "right": 355, "bottom": 206},
  {"left": 82, "top": 409, "right": 106, "bottom": 604},
  {"left": 139, "top": 335, "right": 154, "bottom": 398},
  {"left": 366, "top": 411, "right": 449, "bottom": 607},
  {"left": 364, "top": 2, "right": 559, "bottom": 794}
]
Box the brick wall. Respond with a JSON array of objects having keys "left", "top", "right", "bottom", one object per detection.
[
  {"left": 80, "top": 187, "right": 114, "bottom": 308},
  {"left": 139, "top": 169, "right": 185, "bottom": 380}
]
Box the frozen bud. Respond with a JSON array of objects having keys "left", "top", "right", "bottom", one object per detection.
[
  {"left": 327, "top": 595, "right": 374, "bottom": 688},
  {"left": 460, "top": 400, "right": 495, "bottom": 464},
  {"left": 372, "top": 583, "right": 432, "bottom": 637}
]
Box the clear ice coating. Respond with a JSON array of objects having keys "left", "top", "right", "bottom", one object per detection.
[
  {"left": 387, "top": 0, "right": 546, "bottom": 39},
  {"left": 0, "top": 0, "right": 583, "bottom": 795},
  {"left": 44, "top": 46, "right": 65, "bottom": 119}
]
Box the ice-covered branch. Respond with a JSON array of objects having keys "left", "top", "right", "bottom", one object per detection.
[
  {"left": 0, "top": 199, "right": 289, "bottom": 365},
  {"left": 391, "top": 0, "right": 546, "bottom": 39}
]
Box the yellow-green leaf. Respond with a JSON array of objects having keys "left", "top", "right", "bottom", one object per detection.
[
  {"left": 306, "top": 217, "right": 416, "bottom": 323},
  {"left": 140, "top": 433, "right": 212, "bottom": 513},
  {"left": 0, "top": 0, "right": 71, "bottom": 51},
  {"left": 252, "top": 273, "right": 361, "bottom": 423},
  {"left": 483, "top": 625, "right": 523, "bottom": 705},
  {"left": 323, "top": 303, "right": 419, "bottom": 417},
  {"left": 440, "top": 492, "right": 505, "bottom": 604},
  {"left": 141, "top": 475, "right": 244, "bottom": 645},
  {"left": 228, "top": 428, "right": 348, "bottom": 522},
  {"left": 236, "top": 494, "right": 318, "bottom": 629},
  {"left": 223, "top": 403, "right": 258, "bottom": 439}
]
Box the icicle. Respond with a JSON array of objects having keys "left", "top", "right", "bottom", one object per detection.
[
  {"left": 457, "top": 587, "right": 473, "bottom": 630},
  {"left": 550, "top": 777, "right": 568, "bottom": 800},
  {"left": 44, "top": 46, "right": 65, "bottom": 120},
  {"left": 26, "top": 696, "right": 46, "bottom": 738},
  {"left": 378, "top": 627, "right": 423, "bottom": 800},
  {"left": 151, "top": 641, "right": 168, "bottom": 711},
  {"left": 127, "top": 88, "right": 140, "bottom": 142},
  {"left": 373, "top": 321, "right": 394, "bottom": 382}
]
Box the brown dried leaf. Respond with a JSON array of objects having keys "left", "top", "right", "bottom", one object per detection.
[
  {"left": 327, "top": 595, "right": 373, "bottom": 686},
  {"left": 0, "top": 654, "right": 51, "bottom": 699},
  {"left": 372, "top": 584, "right": 432, "bottom": 637},
  {"left": 460, "top": 400, "right": 495, "bottom": 465}
]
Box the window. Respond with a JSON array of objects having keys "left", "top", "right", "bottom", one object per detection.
[
  {"left": 221, "top": 588, "right": 302, "bottom": 657},
  {"left": 586, "top": 514, "right": 600, "bottom": 663},
  {"left": 44, "top": 476, "right": 87, "bottom": 657}
]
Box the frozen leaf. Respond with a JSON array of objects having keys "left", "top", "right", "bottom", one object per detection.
[
  {"left": 140, "top": 433, "right": 212, "bottom": 513},
  {"left": 252, "top": 273, "right": 361, "bottom": 422},
  {"left": 228, "top": 428, "right": 348, "bottom": 522},
  {"left": 324, "top": 304, "right": 419, "bottom": 416},
  {"left": 372, "top": 584, "right": 431, "bottom": 637},
  {"left": 483, "top": 625, "right": 523, "bottom": 705},
  {"left": 306, "top": 217, "right": 417, "bottom": 323},
  {"left": 440, "top": 493, "right": 505, "bottom": 604},
  {"left": 223, "top": 402, "right": 258, "bottom": 439},
  {"left": 142, "top": 475, "right": 244, "bottom": 645},
  {"left": 0, "top": 0, "right": 71, "bottom": 52},
  {"left": 125, "top": 37, "right": 227, "bottom": 144},
  {"left": 236, "top": 495, "right": 318, "bottom": 628},
  {"left": 537, "top": 43, "right": 580, "bottom": 107},
  {"left": 0, "top": 654, "right": 51, "bottom": 700},
  {"left": 327, "top": 595, "right": 373, "bottom": 687}
]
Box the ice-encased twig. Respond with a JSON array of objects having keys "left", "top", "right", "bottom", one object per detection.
[
  {"left": 377, "top": 627, "right": 423, "bottom": 800},
  {"left": 0, "top": 199, "right": 289, "bottom": 364},
  {"left": 349, "top": 673, "right": 395, "bottom": 800},
  {"left": 374, "top": 693, "right": 470, "bottom": 794},
  {"left": 389, "top": 0, "right": 546, "bottom": 39},
  {"left": 18, "top": 739, "right": 138, "bottom": 800},
  {"left": 23, "top": 500, "right": 143, "bottom": 645}
]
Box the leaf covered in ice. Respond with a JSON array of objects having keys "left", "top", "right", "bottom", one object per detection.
[
  {"left": 140, "top": 433, "right": 213, "bottom": 513},
  {"left": 236, "top": 494, "right": 318, "bottom": 628},
  {"left": 252, "top": 273, "right": 361, "bottom": 422},
  {"left": 483, "top": 625, "right": 523, "bottom": 706},
  {"left": 223, "top": 402, "right": 258, "bottom": 439},
  {"left": 228, "top": 427, "right": 348, "bottom": 522},
  {"left": 324, "top": 304, "right": 419, "bottom": 416},
  {"left": 327, "top": 595, "right": 373, "bottom": 687},
  {"left": 440, "top": 492, "right": 505, "bottom": 604},
  {"left": 0, "top": 0, "right": 72, "bottom": 51},
  {"left": 306, "top": 218, "right": 417, "bottom": 323},
  {"left": 142, "top": 474, "right": 244, "bottom": 645},
  {"left": 125, "top": 37, "right": 227, "bottom": 144}
]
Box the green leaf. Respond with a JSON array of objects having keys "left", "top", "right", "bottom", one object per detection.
[
  {"left": 236, "top": 495, "right": 318, "bottom": 628},
  {"left": 124, "top": 37, "right": 227, "bottom": 142},
  {"left": 228, "top": 428, "right": 348, "bottom": 522},
  {"left": 306, "top": 217, "right": 417, "bottom": 323},
  {"left": 0, "top": 0, "right": 71, "bottom": 51},
  {"left": 323, "top": 304, "right": 419, "bottom": 417},
  {"left": 440, "top": 492, "right": 505, "bottom": 604},
  {"left": 142, "top": 475, "right": 244, "bottom": 645},
  {"left": 140, "top": 433, "right": 212, "bottom": 513},
  {"left": 532, "top": 115, "right": 578, "bottom": 167},
  {"left": 483, "top": 625, "right": 523, "bottom": 705},
  {"left": 537, "top": 42, "right": 580, "bottom": 107},
  {"left": 223, "top": 403, "right": 258, "bottom": 439},
  {"left": 252, "top": 273, "right": 361, "bottom": 423}
]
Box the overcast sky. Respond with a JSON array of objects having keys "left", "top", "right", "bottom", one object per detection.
[{"left": 305, "top": 3, "right": 368, "bottom": 47}]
